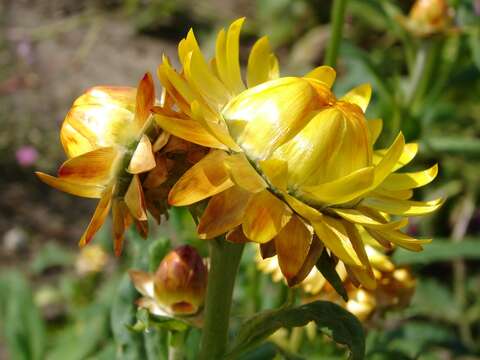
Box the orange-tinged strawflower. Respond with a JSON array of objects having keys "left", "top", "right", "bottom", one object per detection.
[
  {"left": 36, "top": 73, "right": 160, "bottom": 255},
  {"left": 129, "top": 245, "right": 208, "bottom": 316},
  {"left": 403, "top": 0, "right": 453, "bottom": 37},
  {"left": 154, "top": 18, "right": 443, "bottom": 288}
]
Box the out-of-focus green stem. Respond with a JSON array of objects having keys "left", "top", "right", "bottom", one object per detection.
[
  {"left": 199, "top": 238, "right": 244, "bottom": 360},
  {"left": 325, "top": 0, "right": 348, "bottom": 67},
  {"left": 168, "top": 331, "right": 186, "bottom": 360}
]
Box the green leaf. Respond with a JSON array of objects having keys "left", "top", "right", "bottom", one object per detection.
[
  {"left": 30, "top": 241, "right": 75, "bottom": 274},
  {"left": 111, "top": 274, "right": 147, "bottom": 359},
  {"left": 422, "top": 137, "right": 480, "bottom": 157},
  {"left": 226, "top": 301, "right": 365, "bottom": 360},
  {"left": 0, "top": 271, "right": 46, "bottom": 360},
  {"left": 148, "top": 237, "right": 171, "bottom": 272},
  {"left": 392, "top": 238, "right": 480, "bottom": 265},
  {"left": 316, "top": 250, "right": 348, "bottom": 301}
]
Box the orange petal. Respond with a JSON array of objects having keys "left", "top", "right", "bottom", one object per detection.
[
  {"left": 198, "top": 186, "right": 252, "bottom": 239},
  {"left": 58, "top": 147, "right": 118, "bottom": 185},
  {"left": 143, "top": 156, "right": 168, "bottom": 189},
  {"left": 125, "top": 175, "right": 148, "bottom": 221},
  {"left": 226, "top": 226, "right": 251, "bottom": 244},
  {"left": 168, "top": 150, "right": 234, "bottom": 206},
  {"left": 135, "top": 72, "right": 155, "bottom": 127},
  {"left": 127, "top": 135, "right": 156, "bottom": 174},
  {"left": 275, "top": 215, "right": 312, "bottom": 284},
  {"left": 35, "top": 172, "right": 104, "bottom": 198},
  {"left": 242, "top": 190, "right": 292, "bottom": 244},
  {"left": 128, "top": 269, "right": 155, "bottom": 298},
  {"left": 260, "top": 240, "right": 276, "bottom": 259},
  {"left": 288, "top": 235, "right": 324, "bottom": 287},
  {"left": 112, "top": 199, "right": 132, "bottom": 256},
  {"left": 79, "top": 187, "right": 113, "bottom": 247}
]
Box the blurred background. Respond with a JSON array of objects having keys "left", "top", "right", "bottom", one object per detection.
[{"left": 1, "top": 0, "right": 480, "bottom": 359}]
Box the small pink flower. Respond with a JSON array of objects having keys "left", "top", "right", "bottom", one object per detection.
[{"left": 16, "top": 146, "right": 38, "bottom": 167}]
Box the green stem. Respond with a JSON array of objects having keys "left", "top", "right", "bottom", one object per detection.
[
  {"left": 325, "top": 0, "right": 348, "bottom": 67},
  {"left": 168, "top": 331, "right": 186, "bottom": 360},
  {"left": 199, "top": 238, "right": 245, "bottom": 360}
]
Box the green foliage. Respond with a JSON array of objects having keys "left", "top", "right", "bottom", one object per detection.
[
  {"left": 316, "top": 249, "right": 348, "bottom": 301},
  {"left": 226, "top": 301, "right": 365, "bottom": 360},
  {"left": 0, "top": 271, "right": 46, "bottom": 360}
]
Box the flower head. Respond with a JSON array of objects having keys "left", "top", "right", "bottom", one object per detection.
[
  {"left": 154, "top": 18, "right": 442, "bottom": 289},
  {"left": 403, "top": 0, "right": 453, "bottom": 37},
  {"left": 129, "top": 245, "right": 208, "bottom": 316},
  {"left": 37, "top": 74, "right": 163, "bottom": 254}
]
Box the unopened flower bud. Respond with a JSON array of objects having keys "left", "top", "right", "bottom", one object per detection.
[
  {"left": 129, "top": 245, "right": 207, "bottom": 316},
  {"left": 154, "top": 245, "right": 208, "bottom": 315}
]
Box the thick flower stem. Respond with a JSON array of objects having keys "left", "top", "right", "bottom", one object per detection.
[
  {"left": 199, "top": 238, "right": 245, "bottom": 360},
  {"left": 325, "top": 0, "right": 348, "bottom": 67}
]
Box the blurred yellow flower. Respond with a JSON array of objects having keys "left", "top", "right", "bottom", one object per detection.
[
  {"left": 154, "top": 18, "right": 442, "bottom": 288},
  {"left": 257, "top": 245, "right": 415, "bottom": 321},
  {"left": 129, "top": 245, "right": 208, "bottom": 316},
  {"left": 403, "top": 0, "right": 453, "bottom": 37},
  {"left": 75, "top": 244, "right": 108, "bottom": 275},
  {"left": 36, "top": 74, "right": 159, "bottom": 255}
]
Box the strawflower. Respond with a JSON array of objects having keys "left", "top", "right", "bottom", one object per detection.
[
  {"left": 36, "top": 74, "right": 206, "bottom": 254},
  {"left": 154, "top": 18, "right": 443, "bottom": 288},
  {"left": 402, "top": 0, "right": 454, "bottom": 37}
]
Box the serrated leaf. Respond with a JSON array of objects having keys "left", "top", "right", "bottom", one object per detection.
[
  {"left": 316, "top": 250, "right": 348, "bottom": 301},
  {"left": 226, "top": 301, "right": 365, "bottom": 360}
]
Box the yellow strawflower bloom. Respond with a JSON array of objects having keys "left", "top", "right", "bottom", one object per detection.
[
  {"left": 154, "top": 18, "right": 442, "bottom": 288},
  {"left": 37, "top": 74, "right": 162, "bottom": 255}
]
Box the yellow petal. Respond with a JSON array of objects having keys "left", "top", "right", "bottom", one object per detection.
[
  {"left": 61, "top": 102, "right": 135, "bottom": 158},
  {"left": 346, "top": 265, "right": 377, "bottom": 290},
  {"left": 198, "top": 186, "right": 252, "bottom": 239},
  {"left": 282, "top": 193, "right": 323, "bottom": 222},
  {"left": 247, "top": 36, "right": 279, "bottom": 87},
  {"left": 168, "top": 150, "right": 234, "bottom": 206},
  {"left": 380, "top": 164, "right": 438, "bottom": 191},
  {"left": 224, "top": 153, "right": 267, "bottom": 193},
  {"left": 367, "top": 119, "right": 383, "bottom": 146},
  {"left": 366, "top": 228, "right": 431, "bottom": 252},
  {"left": 178, "top": 29, "right": 201, "bottom": 66},
  {"left": 258, "top": 158, "right": 288, "bottom": 191},
  {"left": 135, "top": 72, "right": 155, "bottom": 128},
  {"left": 79, "top": 188, "right": 113, "bottom": 247},
  {"left": 311, "top": 216, "right": 362, "bottom": 266},
  {"left": 275, "top": 215, "right": 312, "bottom": 284},
  {"left": 242, "top": 190, "right": 292, "bottom": 243},
  {"left": 372, "top": 133, "right": 405, "bottom": 188},
  {"left": 369, "top": 188, "right": 414, "bottom": 200},
  {"left": 304, "top": 66, "right": 336, "bottom": 88},
  {"left": 125, "top": 175, "right": 147, "bottom": 221},
  {"left": 191, "top": 101, "right": 242, "bottom": 151},
  {"left": 58, "top": 147, "right": 118, "bottom": 185},
  {"left": 153, "top": 111, "right": 227, "bottom": 149},
  {"left": 340, "top": 83, "right": 372, "bottom": 112},
  {"left": 127, "top": 134, "right": 156, "bottom": 174},
  {"left": 287, "top": 236, "right": 324, "bottom": 287},
  {"left": 222, "top": 77, "right": 335, "bottom": 160},
  {"left": 333, "top": 208, "right": 408, "bottom": 230},
  {"left": 184, "top": 49, "right": 231, "bottom": 108},
  {"left": 215, "top": 18, "right": 246, "bottom": 95},
  {"left": 362, "top": 196, "right": 444, "bottom": 216},
  {"left": 374, "top": 143, "right": 418, "bottom": 171},
  {"left": 35, "top": 172, "right": 104, "bottom": 198},
  {"left": 298, "top": 166, "right": 375, "bottom": 206}
]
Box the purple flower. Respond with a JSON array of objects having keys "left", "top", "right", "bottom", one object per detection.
[{"left": 16, "top": 146, "right": 38, "bottom": 167}]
